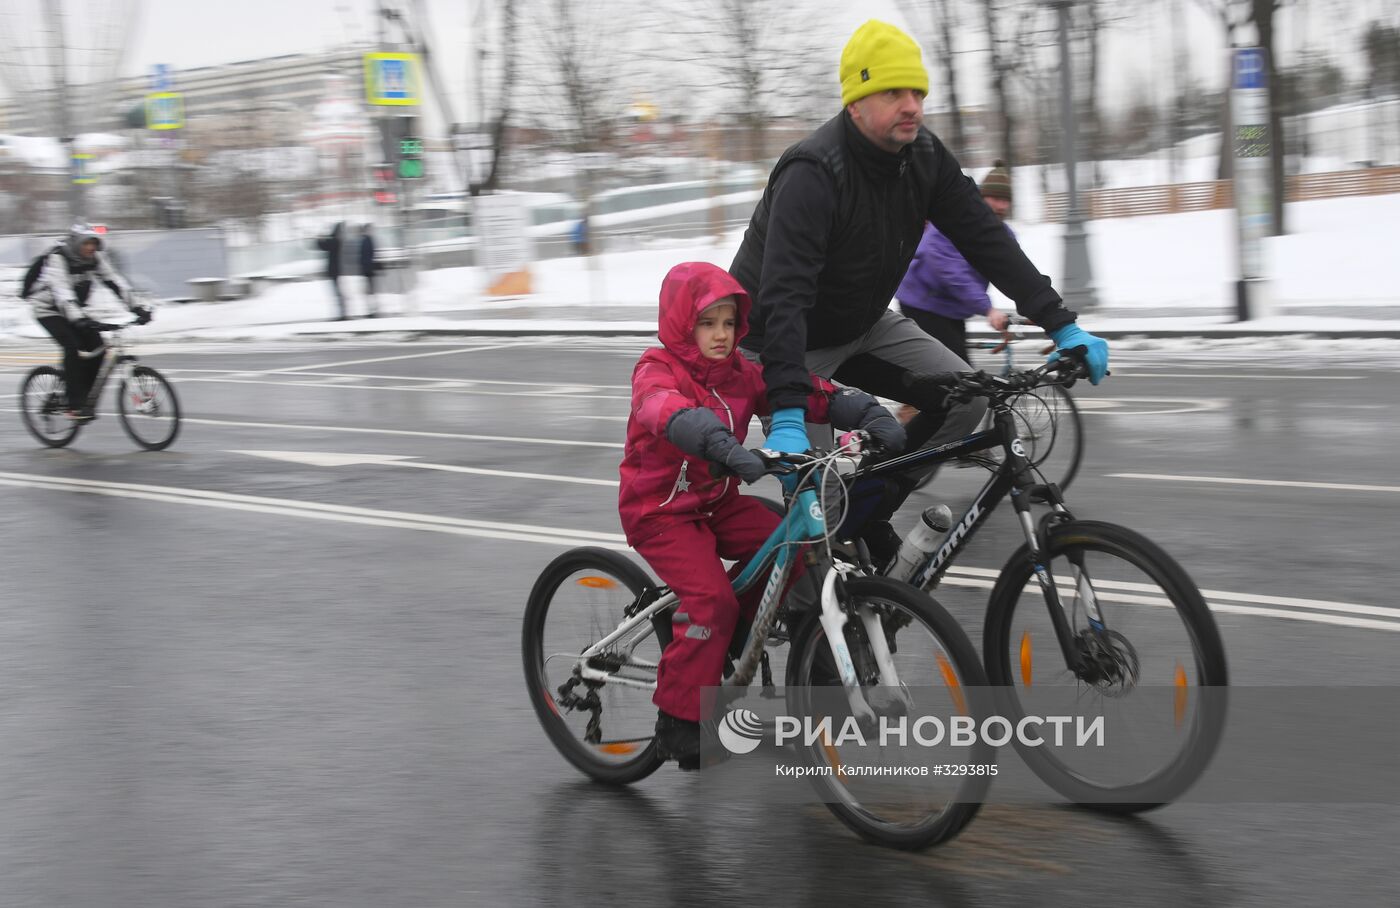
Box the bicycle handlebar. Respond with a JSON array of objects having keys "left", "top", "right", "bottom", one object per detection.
[
  {"left": 707, "top": 432, "right": 880, "bottom": 482},
  {"left": 903, "top": 346, "right": 1091, "bottom": 400}
]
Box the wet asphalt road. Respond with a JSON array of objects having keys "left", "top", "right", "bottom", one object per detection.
[{"left": 0, "top": 336, "right": 1397, "bottom": 907}]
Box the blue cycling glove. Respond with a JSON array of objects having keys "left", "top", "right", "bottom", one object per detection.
[
  {"left": 765, "top": 407, "right": 809, "bottom": 454},
  {"left": 1048, "top": 323, "right": 1110, "bottom": 385}
]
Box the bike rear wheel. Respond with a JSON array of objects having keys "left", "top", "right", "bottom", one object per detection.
[
  {"left": 983, "top": 520, "right": 1228, "bottom": 812},
  {"left": 117, "top": 365, "right": 181, "bottom": 451},
  {"left": 523, "top": 547, "right": 666, "bottom": 785},
  {"left": 786, "top": 575, "right": 991, "bottom": 850},
  {"left": 19, "top": 366, "right": 80, "bottom": 448}
]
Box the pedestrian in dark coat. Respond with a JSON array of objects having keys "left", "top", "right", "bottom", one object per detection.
[
  {"left": 359, "top": 223, "right": 380, "bottom": 317},
  {"left": 316, "top": 221, "right": 347, "bottom": 320}
]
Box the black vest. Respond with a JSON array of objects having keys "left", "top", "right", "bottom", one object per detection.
[{"left": 731, "top": 113, "right": 940, "bottom": 349}]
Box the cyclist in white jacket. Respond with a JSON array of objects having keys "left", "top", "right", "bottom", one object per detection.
[{"left": 24, "top": 223, "right": 151, "bottom": 420}]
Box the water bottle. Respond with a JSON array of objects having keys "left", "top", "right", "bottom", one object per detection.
[{"left": 886, "top": 505, "right": 954, "bottom": 583}]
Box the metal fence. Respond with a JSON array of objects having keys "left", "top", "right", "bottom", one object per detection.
[{"left": 1042, "top": 166, "right": 1400, "bottom": 222}]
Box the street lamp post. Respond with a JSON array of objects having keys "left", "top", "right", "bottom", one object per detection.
[{"left": 1050, "top": 0, "right": 1098, "bottom": 310}]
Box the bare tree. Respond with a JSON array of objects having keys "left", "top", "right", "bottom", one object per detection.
[
  {"left": 1197, "top": 0, "right": 1289, "bottom": 232},
  {"left": 1076, "top": 0, "right": 1148, "bottom": 184},
  {"left": 1363, "top": 20, "right": 1400, "bottom": 164},
  {"left": 518, "top": 0, "right": 643, "bottom": 220},
  {"left": 982, "top": 0, "right": 1017, "bottom": 167},
  {"left": 476, "top": 0, "right": 517, "bottom": 194},
  {"left": 1194, "top": 0, "right": 1249, "bottom": 182},
  {"left": 1251, "top": 0, "right": 1287, "bottom": 234},
  {"left": 897, "top": 0, "right": 968, "bottom": 155},
  {"left": 640, "top": 0, "right": 841, "bottom": 162},
  {"left": 981, "top": 0, "right": 1051, "bottom": 169}
]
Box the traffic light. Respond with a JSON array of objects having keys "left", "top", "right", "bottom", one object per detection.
[
  {"left": 376, "top": 115, "right": 425, "bottom": 181},
  {"left": 398, "top": 135, "right": 424, "bottom": 179},
  {"left": 371, "top": 164, "right": 397, "bottom": 204}
]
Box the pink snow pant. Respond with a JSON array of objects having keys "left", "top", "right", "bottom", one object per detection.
[{"left": 634, "top": 494, "right": 802, "bottom": 722}]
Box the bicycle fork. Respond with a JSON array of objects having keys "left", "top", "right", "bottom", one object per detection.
[
  {"left": 818, "top": 563, "right": 913, "bottom": 731},
  {"left": 1013, "top": 491, "right": 1106, "bottom": 678}
]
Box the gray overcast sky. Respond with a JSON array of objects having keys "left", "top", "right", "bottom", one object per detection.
[
  {"left": 116, "top": 0, "right": 1356, "bottom": 115},
  {"left": 4, "top": 1, "right": 1386, "bottom": 125}
]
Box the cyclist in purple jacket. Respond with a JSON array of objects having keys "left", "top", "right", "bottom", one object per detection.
[{"left": 896, "top": 161, "right": 1016, "bottom": 368}]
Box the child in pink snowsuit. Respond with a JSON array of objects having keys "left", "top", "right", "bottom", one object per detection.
[{"left": 619, "top": 261, "right": 904, "bottom": 768}]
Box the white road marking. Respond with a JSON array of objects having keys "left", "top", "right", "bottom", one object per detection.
[
  {"left": 163, "top": 368, "right": 633, "bottom": 390},
  {"left": 0, "top": 471, "right": 630, "bottom": 550},
  {"left": 0, "top": 408, "right": 624, "bottom": 449},
  {"left": 265, "top": 341, "right": 537, "bottom": 374},
  {"left": 946, "top": 566, "right": 1400, "bottom": 620},
  {"left": 939, "top": 568, "right": 1400, "bottom": 633},
  {"left": 232, "top": 449, "right": 619, "bottom": 487},
  {"left": 1073, "top": 397, "right": 1229, "bottom": 416},
  {"left": 0, "top": 468, "right": 1390, "bottom": 631},
  {"left": 177, "top": 375, "right": 630, "bottom": 401},
  {"left": 1109, "top": 472, "right": 1400, "bottom": 494},
  {"left": 183, "top": 416, "right": 624, "bottom": 448}
]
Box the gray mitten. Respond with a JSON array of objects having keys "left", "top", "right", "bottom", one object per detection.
[
  {"left": 713, "top": 442, "right": 767, "bottom": 484},
  {"left": 665, "top": 407, "right": 767, "bottom": 484},
  {"left": 828, "top": 388, "right": 906, "bottom": 453}
]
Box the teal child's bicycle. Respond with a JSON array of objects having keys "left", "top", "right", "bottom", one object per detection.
[{"left": 523, "top": 437, "right": 994, "bottom": 850}]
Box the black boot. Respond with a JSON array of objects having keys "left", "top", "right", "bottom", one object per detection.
[
  {"left": 654, "top": 709, "right": 701, "bottom": 771},
  {"left": 860, "top": 519, "right": 903, "bottom": 573}
]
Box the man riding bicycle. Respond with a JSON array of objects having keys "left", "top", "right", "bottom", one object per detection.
[
  {"left": 728, "top": 19, "right": 1109, "bottom": 568},
  {"left": 24, "top": 223, "right": 153, "bottom": 421}
]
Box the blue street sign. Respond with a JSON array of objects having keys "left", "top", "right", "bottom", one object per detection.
[
  {"left": 364, "top": 53, "right": 421, "bottom": 106},
  {"left": 1233, "top": 48, "right": 1266, "bottom": 90},
  {"left": 151, "top": 64, "right": 172, "bottom": 92},
  {"left": 146, "top": 92, "right": 185, "bottom": 130}
]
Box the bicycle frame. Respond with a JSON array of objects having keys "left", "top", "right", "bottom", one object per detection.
[
  {"left": 849, "top": 401, "right": 1100, "bottom": 675},
  {"left": 572, "top": 483, "right": 824, "bottom": 692},
  {"left": 76, "top": 330, "right": 139, "bottom": 409},
  {"left": 569, "top": 455, "right": 910, "bottom": 723}
]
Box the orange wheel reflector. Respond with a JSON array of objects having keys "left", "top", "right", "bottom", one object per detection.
[
  {"left": 577, "top": 576, "right": 618, "bottom": 590},
  {"left": 1174, "top": 663, "right": 1189, "bottom": 728},
  {"left": 1019, "top": 631, "right": 1033, "bottom": 688},
  {"left": 544, "top": 687, "right": 561, "bottom": 717},
  {"left": 597, "top": 742, "right": 640, "bottom": 755},
  {"left": 936, "top": 652, "right": 967, "bottom": 715},
  {"left": 821, "top": 729, "right": 847, "bottom": 779}
]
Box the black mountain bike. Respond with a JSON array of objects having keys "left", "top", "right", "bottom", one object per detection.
[
  {"left": 19, "top": 323, "right": 181, "bottom": 451},
  {"left": 835, "top": 349, "right": 1228, "bottom": 811}
]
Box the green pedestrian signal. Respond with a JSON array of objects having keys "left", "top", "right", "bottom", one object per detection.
[{"left": 398, "top": 135, "right": 424, "bottom": 179}]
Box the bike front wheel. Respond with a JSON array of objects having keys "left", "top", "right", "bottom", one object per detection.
[
  {"left": 19, "top": 366, "right": 80, "bottom": 448},
  {"left": 1007, "top": 383, "right": 1083, "bottom": 492},
  {"left": 523, "top": 547, "right": 666, "bottom": 785},
  {"left": 117, "top": 365, "right": 181, "bottom": 451},
  {"left": 786, "top": 575, "right": 991, "bottom": 850},
  {"left": 983, "top": 520, "right": 1228, "bottom": 812}
]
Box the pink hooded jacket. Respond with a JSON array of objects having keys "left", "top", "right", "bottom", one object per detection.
[{"left": 618, "top": 262, "right": 833, "bottom": 545}]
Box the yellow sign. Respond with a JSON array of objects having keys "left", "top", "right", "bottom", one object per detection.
[
  {"left": 146, "top": 92, "right": 184, "bottom": 130},
  {"left": 72, "top": 153, "right": 96, "bottom": 184},
  {"left": 364, "top": 52, "right": 422, "bottom": 106}
]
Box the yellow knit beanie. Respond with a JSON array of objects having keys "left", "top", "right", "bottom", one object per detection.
[{"left": 839, "top": 20, "right": 929, "bottom": 108}]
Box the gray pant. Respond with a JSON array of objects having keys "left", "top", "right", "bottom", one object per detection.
[{"left": 745, "top": 308, "right": 987, "bottom": 460}]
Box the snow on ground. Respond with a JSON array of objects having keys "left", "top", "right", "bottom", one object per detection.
[{"left": 1, "top": 192, "right": 1397, "bottom": 344}]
